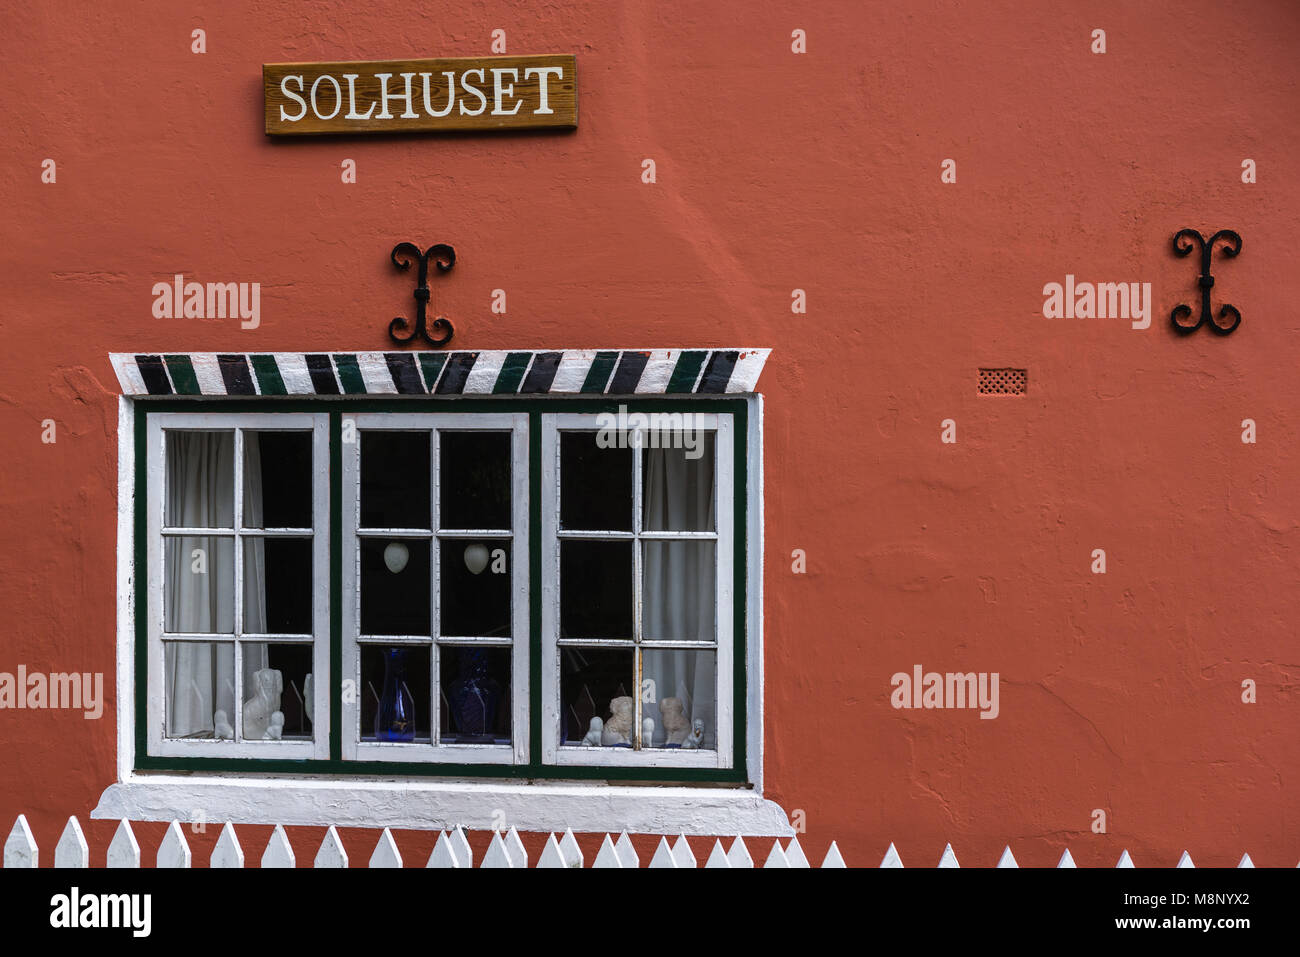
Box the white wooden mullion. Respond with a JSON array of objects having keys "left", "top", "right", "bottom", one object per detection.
[
  {"left": 231, "top": 639, "right": 245, "bottom": 743},
  {"left": 433, "top": 636, "right": 513, "bottom": 646},
  {"left": 539, "top": 418, "right": 561, "bottom": 764},
  {"left": 555, "top": 637, "right": 636, "bottom": 647},
  {"left": 433, "top": 529, "right": 513, "bottom": 539},
  {"left": 356, "top": 634, "right": 436, "bottom": 645},
  {"left": 555, "top": 529, "right": 635, "bottom": 540},
  {"left": 233, "top": 427, "right": 244, "bottom": 635},
  {"left": 431, "top": 425, "right": 441, "bottom": 748},
  {"left": 511, "top": 413, "right": 530, "bottom": 764},
  {"left": 146, "top": 416, "right": 165, "bottom": 760},
  {"left": 632, "top": 436, "right": 644, "bottom": 748},
  {"left": 356, "top": 528, "right": 435, "bottom": 538},
  {"left": 340, "top": 417, "right": 360, "bottom": 761},
  {"left": 232, "top": 427, "right": 245, "bottom": 744},
  {"left": 310, "top": 415, "right": 330, "bottom": 758},
  {"left": 714, "top": 414, "right": 734, "bottom": 767},
  {"left": 635, "top": 530, "right": 718, "bottom": 540}
]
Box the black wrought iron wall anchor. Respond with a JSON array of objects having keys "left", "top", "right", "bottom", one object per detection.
[
  {"left": 388, "top": 242, "right": 456, "bottom": 346},
  {"left": 1171, "top": 229, "right": 1242, "bottom": 335}
]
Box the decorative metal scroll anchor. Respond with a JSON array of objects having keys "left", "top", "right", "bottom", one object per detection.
[
  {"left": 1171, "top": 229, "right": 1242, "bottom": 335},
  {"left": 388, "top": 242, "right": 455, "bottom": 346}
]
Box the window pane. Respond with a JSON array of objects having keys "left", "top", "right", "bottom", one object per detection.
[
  {"left": 560, "top": 431, "right": 632, "bottom": 531},
  {"left": 241, "top": 643, "right": 313, "bottom": 741},
  {"left": 361, "top": 431, "right": 430, "bottom": 529},
  {"left": 560, "top": 540, "right": 633, "bottom": 639},
  {"left": 360, "top": 645, "right": 431, "bottom": 743},
  {"left": 244, "top": 431, "right": 312, "bottom": 529},
  {"left": 440, "top": 431, "right": 511, "bottom": 530},
  {"left": 440, "top": 540, "right": 510, "bottom": 638},
  {"left": 641, "top": 541, "right": 716, "bottom": 642},
  {"left": 164, "top": 641, "right": 235, "bottom": 738},
  {"left": 558, "top": 647, "right": 633, "bottom": 747},
  {"left": 642, "top": 433, "right": 715, "bottom": 531},
  {"left": 439, "top": 646, "right": 511, "bottom": 744},
  {"left": 643, "top": 649, "right": 715, "bottom": 750},
  {"left": 243, "top": 537, "right": 312, "bottom": 634},
  {"left": 164, "top": 536, "right": 234, "bottom": 633},
  {"left": 165, "top": 431, "right": 234, "bottom": 528},
  {"left": 360, "top": 537, "right": 430, "bottom": 636}
]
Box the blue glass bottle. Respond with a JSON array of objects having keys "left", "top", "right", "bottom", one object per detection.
[
  {"left": 449, "top": 648, "right": 501, "bottom": 743},
  {"left": 375, "top": 648, "right": 416, "bottom": 742}
]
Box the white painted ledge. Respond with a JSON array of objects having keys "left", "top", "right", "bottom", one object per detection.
[{"left": 93, "top": 775, "right": 794, "bottom": 837}]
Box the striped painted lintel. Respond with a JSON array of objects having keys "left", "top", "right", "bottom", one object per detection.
[{"left": 109, "top": 349, "right": 771, "bottom": 397}]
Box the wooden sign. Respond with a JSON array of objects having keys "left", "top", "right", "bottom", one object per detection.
[{"left": 263, "top": 55, "right": 577, "bottom": 135}]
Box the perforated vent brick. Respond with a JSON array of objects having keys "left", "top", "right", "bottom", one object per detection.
[{"left": 978, "top": 368, "right": 1028, "bottom": 395}]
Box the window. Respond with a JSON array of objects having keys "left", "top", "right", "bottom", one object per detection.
[
  {"left": 144, "top": 413, "right": 330, "bottom": 760},
  {"left": 137, "top": 400, "right": 748, "bottom": 780},
  {"left": 341, "top": 414, "right": 529, "bottom": 764},
  {"left": 541, "top": 413, "right": 733, "bottom": 768}
]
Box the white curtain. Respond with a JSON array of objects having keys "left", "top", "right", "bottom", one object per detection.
[
  {"left": 165, "top": 432, "right": 267, "bottom": 738},
  {"left": 641, "top": 443, "right": 716, "bottom": 748}
]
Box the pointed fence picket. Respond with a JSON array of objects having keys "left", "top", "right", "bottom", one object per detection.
[
  {"left": 315, "top": 826, "right": 348, "bottom": 868},
  {"left": 157, "top": 821, "right": 191, "bottom": 868},
  {"left": 1, "top": 815, "right": 1284, "bottom": 867},
  {"left": 55, "top": 817, "right": 89, "bottom": 868}
]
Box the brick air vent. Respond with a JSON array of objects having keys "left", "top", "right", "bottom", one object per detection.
[{"left": 978, "top": 368, "right": 1027, "bottom": 395}]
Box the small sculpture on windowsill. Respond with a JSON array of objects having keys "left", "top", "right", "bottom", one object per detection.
[
  {"left": 641, "top": 717, "right": 656, "bottom": 749},
  {"left": 680, "top": 718, "right": 705, "bottom": 750},
  {"left": 601, "top": 696, "right": 634, "bottom": 747},
  {"left": 266, "top": 711, "right": 285, "bottom": 740},
  {"left": 213, "top": 710, "right": 234, "bottom": 740},
  {"left": 581, "top": 716, "right": 604, "bottom": 746},
  {"left": 243, "top": 668, "right": 284, "bottom": 741},
  {"left": 659, "top": 697, "right": 690, "bottom": 747}
]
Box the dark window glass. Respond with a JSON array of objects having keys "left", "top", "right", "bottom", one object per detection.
[
  {"left": 245, "top": 431, "right": 312, "bottom": 528},
  {"left": 360, "top": 538, "right": 430, "bottom": 636},
  {"left": 560, "top": 540, "right": 633, "bottom": 639},
  {"left": 360, "top": 645, "right": 430, "bottom": 743},
  {"left": 439, "top": 540, "right": 511, "bottom": 638},
  {"left": 439, "top": 646, "right": 511, "bottom": 744},
  {"left": 242, "top": 642, "right": 314, "bottom": 741},
  {"left": 361, "top": 431, "right": 430, "bottom": 529},
  {"left": 440, "top": 431, "right": 511, "bottom": 530},
  {"left": 243, "top": 537, "right": 312, "bottom": 634},
  {"left": 559, "top": 647, "right": 634, "bottom": 746},
  {"left": 560, "top": 432, "right": 632, "bottom": 531}
]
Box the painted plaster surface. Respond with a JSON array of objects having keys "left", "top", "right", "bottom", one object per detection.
[{"left": 1, "top": 1, "right": 1298, "bottom": 865}]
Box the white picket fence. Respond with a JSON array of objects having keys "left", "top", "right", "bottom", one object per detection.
[{"left": 0, "top": 815, "right": 1263, "bottom": 868}]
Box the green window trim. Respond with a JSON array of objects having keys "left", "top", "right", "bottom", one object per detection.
[{"left": 132, "top": 396, "right": 750, "bottom": 785}]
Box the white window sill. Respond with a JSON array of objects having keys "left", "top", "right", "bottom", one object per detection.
[{"left": 92, "top": 774, "right": 794, "bottom": 836}]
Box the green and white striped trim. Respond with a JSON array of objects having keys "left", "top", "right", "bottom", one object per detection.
[{"left": 109, "top": 349, "right": 770, "bottom": 397}]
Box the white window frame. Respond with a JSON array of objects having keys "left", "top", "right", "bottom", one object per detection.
[
  {"left": 144, "top": 412, "right": 330, "bottom": 760},
  {"left": 103, "top": 395, "right": 788, "bottom": 834},
  {"left": 340, "top": 412, "right": 530, "bottom": 765},
  {"left": 539, "top": 412, "right": 735, "bottom": 769}
]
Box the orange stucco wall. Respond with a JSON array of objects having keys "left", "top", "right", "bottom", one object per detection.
[{"left": 1, "top": 1, "right": 1298, "bottom": 867}]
